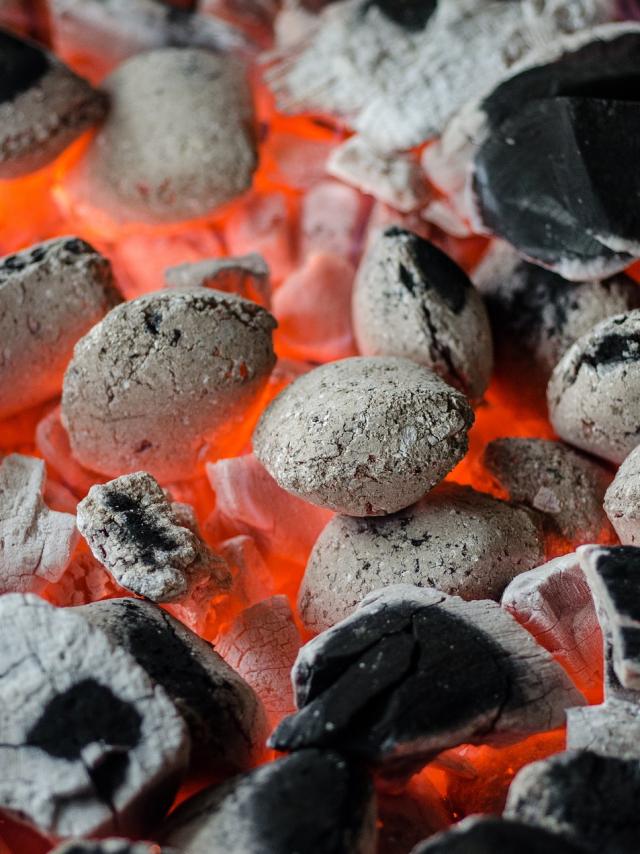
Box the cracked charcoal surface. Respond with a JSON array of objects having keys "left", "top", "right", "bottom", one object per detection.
[
  {"left": 0, "top": 29, "right": 106, "bottom": 177},
  {"left": 300, "top": 481, "right": 544, "bottom": 632},
  {"left": 604, "top": 444, "right": 640, "bottom": 544},
  {"left": 71, "top": 48, "right": 257, "bottom": 223},
  {"left": 61, "top": 289, "right": 276, "bottom": 480},
  {"left": 165, "top": 253, "right": 271, "bottom": 308},
  {"left": 0, "top": 454, "right": 79, "bottom": 595},
  {"left": 353, "top": 227, "right": 493, "bottom": 399},
  {"left": 76, "top": 597, "right": 268, "bottom": 775},
  {"left": 483, "top": 438, "right": 613, "bottom": 544},
  {"left": 271, "top": 585, "right": 583, "bottom": 777},
  {"left": 547, "top": 310, "right": 640, "bottom": 464},
  {"left": 161, "top": 748, "right": 376, "bottom": 854},
  {"left": 505, "top": 750, "right": 640, "bottom": 853},
  {"left": 0, "top": 593, "right": 189, "bottom": 838},
  {"left": 253, "top": 356, "right": 474, "bottom": 516},
  {"left": 0, "top": 236, "right": 121, "bottom": 418},
  {"left": 51, "top": 841, "right": 177, "bottom": 854},
  {"left": 77, "top": 472, "right": 231, "bottom": 602}
]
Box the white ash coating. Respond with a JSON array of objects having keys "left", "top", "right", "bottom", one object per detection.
[
  {"left": 77, "top": 472, "right": 230, "bottom": 602},
  {"left": 353, "top": 227, "right": 493, "bottom": 399},
  {"left": 51, "top": 842, "right": 176, "bottom": 854},
  {"left": 299, "top": 482, "right": 545, "bottom": 632},
  {"left": 567, "top": 699, "right": 640, "bottom": 762},
  {"left": 604, "top": 444, "right": 640, "bottom": 544},
  {"left": 61, "top": 288, "right": 276, "bottom": 481},
  {"left": 483, "top": 438, "right": 613, "bottom": 544},
  {"left": 75, "top": 48, "right": 257, "bottom": 223},
  {"left": 0, "top": 236, "right": 121, "bottom": 418},
  {"left": 0, "top": 593, "right": 189, "bottom": 839},
  {"left": 0, "top": 454, "right": 79, "bottom": 595},
  {"left": 547, "top": 310, "right": 640, "bottom": 464},
  {"left": 165, "top": 253, "right": 271, "bottom": 308},
  {"left": 0, "top": 30, "right": 106, "bottom": 178},
  {"left": 253, "top": 356, "right": 474, "bottom": 516}
]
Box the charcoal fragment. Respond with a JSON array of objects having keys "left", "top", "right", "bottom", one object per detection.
[
  {"left": 353, "top": 227, "right": 493, "bottom": 398},
  {"left": 165, "top": 253, "right": 271, "bottom": 308},
  {"left": 604, "top": 444, "right": 640, "bottom": 544},
  {"left": 270, "top": 585, "right": 583, "bottom": 777},
  {"left": 253, "top": 356, "right": 474, "bottom": 516},
  {"left": 567, "top": 698, "right": 640, "bottom": 761},
  {"left": 161, "top": 749, "right": 377, "bottom": 854},
  {"left": 300, "top": 482, "right": 544, "bottom": 632},
  {"left": 62, "top": 289, "right": 276, "bottom": 480},
  {"left": 0, "top": 237, "right": 121, "bottom": 418}
]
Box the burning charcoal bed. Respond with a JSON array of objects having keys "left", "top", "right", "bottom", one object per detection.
[{"left": 3, "top": 0, "right": 640, "bottom": 852}]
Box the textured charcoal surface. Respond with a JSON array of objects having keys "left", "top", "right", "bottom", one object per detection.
[
  {"left": 353, "top": 227, "right": 492, "bottom": 399},
  {"left": 51, "top": 841, "right": 177, "bottom": 854},
  {"left": 77, "top": 472, "right": 230, "bottom": 602},
  {"left": 61, "top": 289, "right": 276, "bottom": 480},
  {"left": 604, "top": 444, "right": 640, "bottom": 544},
  {"left": 0, "top": 236, "right": 121, "bottom": 418},
  {"left": 300, "top": 481, "right": 544, "bottom": 632},
  {"left": 271, "top": 585, "right": 583, "bottom": 777},
  {"left": 165, "top": 253, "right": 271, "bottom": 308},
  {"left": 0, "top": 29, "right": 106, "bottom": 177},
  {"left": 253, "top": 356, "right": 474, "bottom": 516},
  {"left": 483, "top": 438, "right": 613, "bottom": 544},
  {"left": 505, "top": 750, "right": 640, "bottom": 853},
  {"left": 161, "top": 749, "right": 377, "bottom": 854},
  {"left": 547, "top": 311, "right": 640, "bottom": 463},
  {"left": 0, "top": 593, "right": 189, "bottom": 838},
  {"left": 0, "top": 454, "right": 79, "bottom": 595},
  {"left": 70, "top": 48, "right": 257, "bottom": 222},
  {"left": 76, "top": 597, "right": 268, "bottom": 775},
  {"left": 411, "top": 815, "right": 587, "bottom": 853},
  {"left": 567, "top": 698, "right": 640, "bottom": 761}
]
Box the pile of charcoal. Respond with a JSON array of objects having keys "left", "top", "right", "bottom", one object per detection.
[{"left": 3, "top": 0, "right": 640, "bottom": 852}]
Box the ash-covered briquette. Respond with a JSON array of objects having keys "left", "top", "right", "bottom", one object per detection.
[
  {"left": 352, "top": 227, "right": 493, "bottom": 399},
  {"left": 547, "top": 310, "right": 640, "bottom": 464},
  {"left": 0, "top": 593, "right": 189, "bottom": 838},
  {"left": 501, "top": 554, "right": 602, "bottom": 700},
  {"left": 411, "top": 815, "right": 586, "bottom": 854},
  {"left": 71, "top": 48, "right": 257, "bottom": 223},
  {"left": 473, "top": 241, "right": 640, "bottom": 391},
  {"left": 77, "top": 472, "right": 230, "bottom": 602},
  {"left": 75, "top": 597, "right": 268, "bottom": 775},
  {"left": 253, "top": 356, "right": 474, "bottom": 516},
  {"left": 61, "top": 289, "right": 276, "bottom": 481},
  {"left": 51, "top": 841, "right": 177, "bottom": 854},
  {"left": 300, "top": 481, "right": 544, "bottom": 632},
  {"left": 0, "top": 454, "right": 79, "bottom": 595},
  {"left": 0, "top": 29, "right": 106, "bottom": 178},
  {"left": 483, "top": 438, "right": 613, "bottom": 544},
  {"left": 165, "top": 253, "right": 271, "bottom": 308},
  {"left": 266, "top": 0, "right": 613, "bottom": 153},
  {"left": 505, "top": 750, "right": 640, "bottom": 853},
  {"left": 160, "top": 749, "right": 377, "bottom": 854},
  {"left": 0, "top": 236, "right": 121, "bottom": 418},
  {"left": 604, "top": 444, "right": 640, "bottom": 544},
  {"left": 270, "top": 585, "right": 583, "bottom": 777}
]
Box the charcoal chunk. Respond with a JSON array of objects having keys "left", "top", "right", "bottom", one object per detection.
[
  {"left": 604, "top": 444, "right": 640, "bottom": 544},
  {"left": 165, "top": 253, "right": 271, "bottom": 308},
  {"left": 270, "top": 585, "right": 583, "bottom": 777},
  {"left": 161, "top": 749, "right": 376, "bottom": 854},
  {"left": 567, "top": 698, "right": 640, "bottom": 761}
]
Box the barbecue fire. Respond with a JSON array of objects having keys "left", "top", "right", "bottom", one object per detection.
[{"left": 1, "top": 1, "right": 640, "bottom": 852}]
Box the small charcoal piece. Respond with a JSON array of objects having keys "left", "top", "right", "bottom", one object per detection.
[
  {"left": 0, "top": 28, "right": 106, "bottom": 177},
  {"left": 0, "top": 237, "right": 121, "bottom": 418},
  {"left": 604, "top": 444, "right": 640, "bottom": 544},
  {"left": 71, "top": 48, "right": 257, "bottom": 223},
  {"left": 502, "top": 554, "right": 602, "bottom": 700},
  {"left": 0, "top": 593, "right": 189, "bottom": 838},
  {"left": 411, "top": 815, "right": 586, "bottom": 854},
  {"left": 0, "top": 454, "right": 79, "bottom": 595},
  {"left": 62, "top": 289, "right": 276, "bottom": 480},
  {"left": 353, "top": 227, "right": 493, "bottom": 399},
  {"left": 270, "top": 585, "right": 583, "bottom": 777},
  {"left": 215, "top": 595, "right": 301, "bottom": 722},
  {"left": 483, "top": 438, "right": 613, "bottom": 545},
  {"left": 547, "top": 310, "right": 640, "bottom": 464},
  {"left": 77, "top": 472, "right": 230, "bottom": 602},
  {"left": 300, "top": 482, "right": 544, "bottom": 632},
  {"left": 253, "top": 356, "right": 474, "bottom": 516},
  {"left": 51, "top": 841, "right": 177, "bottom": 854},
  {"left": 160, "top": 749, "right": 376, "bottom": 854},
  {"left": 76, "top": 597, "right": 268, "bottom": 774},
  {"left": 165, "top": 254, "right": 271, "bottom": 308},
  {"left": 505, "top": 750, "right": 640, "bottom": 853},
  {"left": 567, "top": 698, "right": 640, "bottom": 761}
]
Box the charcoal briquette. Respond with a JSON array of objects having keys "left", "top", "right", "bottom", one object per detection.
[
  {"left": 604, "top": 444, "right": 640, "bottom": 544},
  {"left": 165, "top": 253, "right": 271, "bottom": 308}
]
